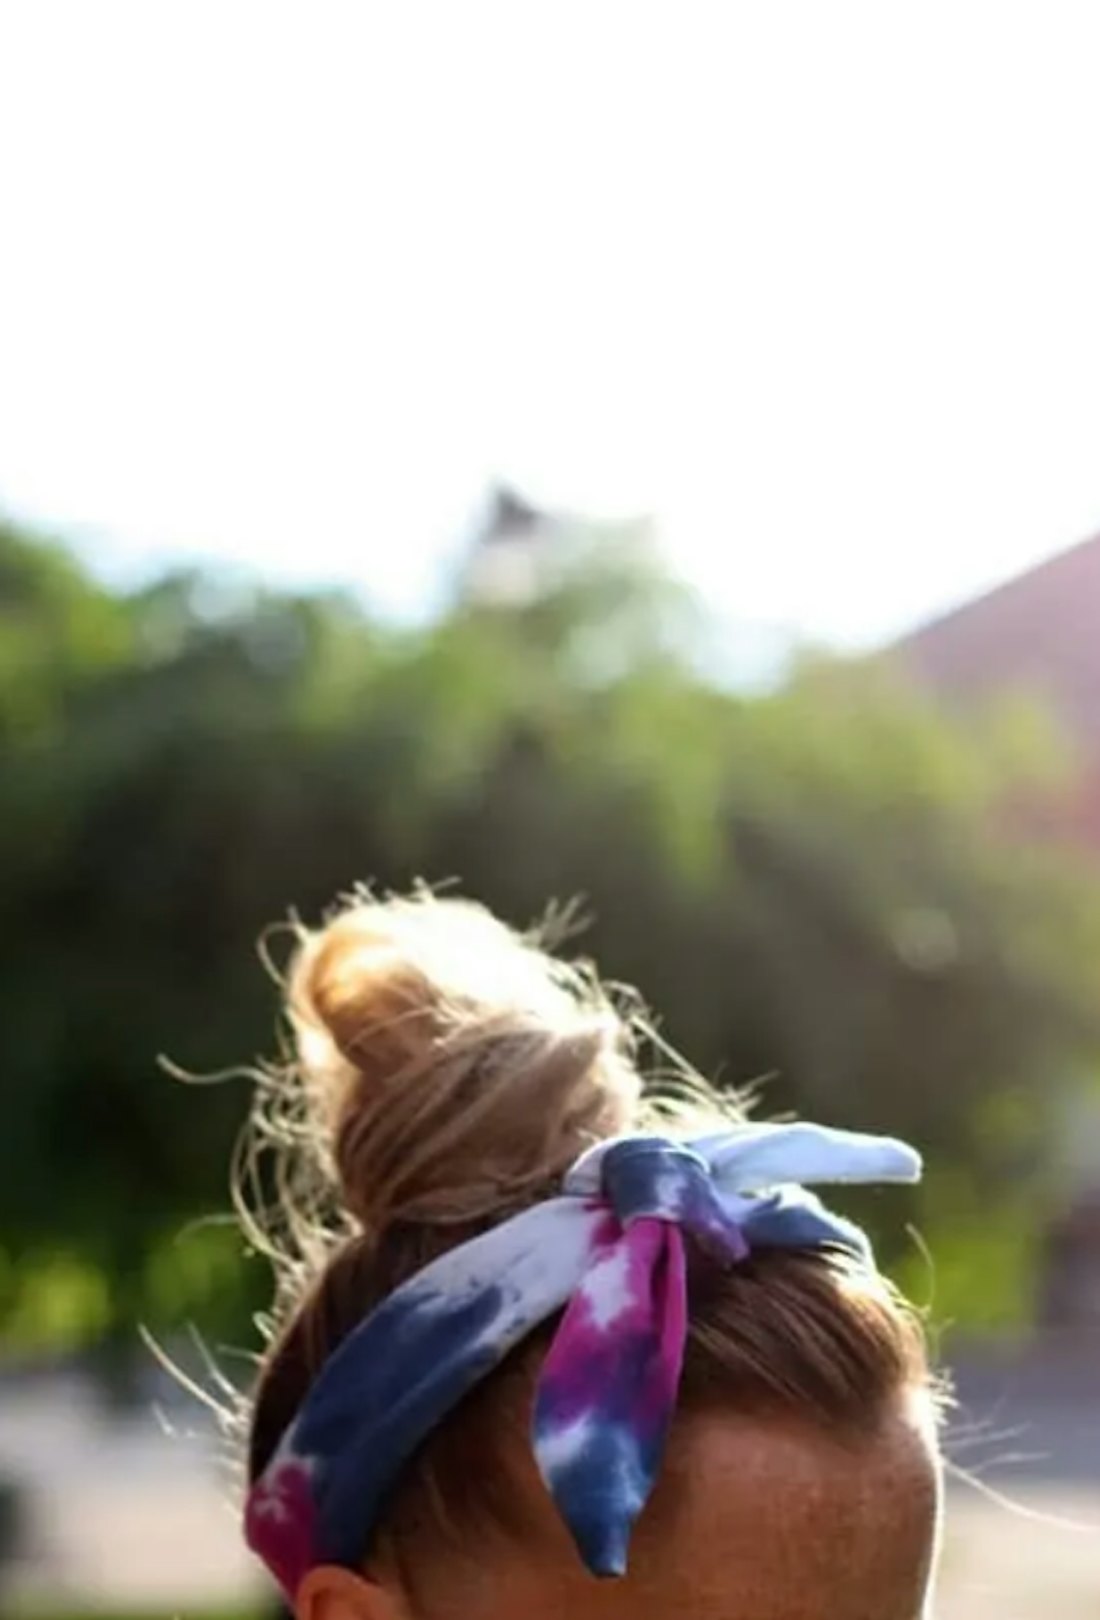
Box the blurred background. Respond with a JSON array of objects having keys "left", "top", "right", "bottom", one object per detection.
[{"left": 4, "top": 4, "right": 1100, "bottom": 1617}]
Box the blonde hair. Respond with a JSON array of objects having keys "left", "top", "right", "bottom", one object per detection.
[{"left": 243, "top": 887, "right": 931, "bottom": 1571}]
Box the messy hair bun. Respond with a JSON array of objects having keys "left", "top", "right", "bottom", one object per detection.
[{"left": 284, "top": 889, "right": 643, "bottom": 1236}]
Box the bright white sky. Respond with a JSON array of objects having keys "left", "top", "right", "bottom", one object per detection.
[{"left": 3, "top": 2, "right": 1100, "bottom": 649}]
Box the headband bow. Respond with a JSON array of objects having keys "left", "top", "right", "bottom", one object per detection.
[{"left": 245, "top": 1122, "right": 920, "bottom": 1594}]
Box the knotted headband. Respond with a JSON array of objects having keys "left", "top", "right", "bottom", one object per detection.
[{"left": 245, "top": 1122, "right": 920, "bottom": 1595}]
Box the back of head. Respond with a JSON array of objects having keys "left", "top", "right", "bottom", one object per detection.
[{"left": 244, "top": 888, "right": 938, "bottom": 1616}]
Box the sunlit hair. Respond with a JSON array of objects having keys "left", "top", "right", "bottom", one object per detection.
[{"left": 239, "top": 887, "right": 934, "bottom": 1589}]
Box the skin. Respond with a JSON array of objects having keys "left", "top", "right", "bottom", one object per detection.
[{"left": 296, "top": 1394, "right": 942, "bottom": 1620}]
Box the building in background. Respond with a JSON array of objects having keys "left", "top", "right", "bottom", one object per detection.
[
  {"left": 899, "top": 534, "right": 1100, "bottom": 850},
  {"left": 458, "top": 486, "right": 558, "bottom": 608},
  {"left": 900, "top": 533, "right": 1100, "bottom": 1329},
  {"left": 457, "top": 483, "right": 660, "bottom": 610}
]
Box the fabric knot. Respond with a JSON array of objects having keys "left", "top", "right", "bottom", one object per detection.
[{"left": 600, "top": 1136, "right": 750, "bottom": 1264}]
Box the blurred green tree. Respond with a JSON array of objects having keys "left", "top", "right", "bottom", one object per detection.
[{"left": 2, "top": 516, "right": 1098, "bottom": 1350}]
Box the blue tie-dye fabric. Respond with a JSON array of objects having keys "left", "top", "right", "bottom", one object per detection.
[{"left": 245, "top": 1122, "right": 920, "bottom": 1595}]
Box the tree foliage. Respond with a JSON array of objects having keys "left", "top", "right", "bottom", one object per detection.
[{"left": 3, "top": 516, "right": 1099, "bottom": 1348}]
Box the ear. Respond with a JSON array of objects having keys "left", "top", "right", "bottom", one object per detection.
[{"left": 295, "top": 1564, "right": 409, "bottom": 1620}]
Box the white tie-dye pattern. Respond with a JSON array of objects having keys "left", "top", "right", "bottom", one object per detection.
[
  {"left": 566, "top": 1124, "right": 921, "bottom": 1200},
  {"left": 650, "top": 1166, "right": 689, "bottom": 1218},
  {"left": 393, "top": 1197, "right": 605, "bottom": 1356},
  {"left": 536, "top": 1412, "right": 597, "bottom": 1480},
  {"left": 693, "top": 1123, "right": 921, "bottom": 1191},
  {"left": 248, "top": 1446, "right": 314, "bottom": 1523},
  {"left": 577, "top": 1246, "right": 637, "bottom": 1330},
  {"left": 549, "top": 1423, "right": 649, "bottom": 1574},
  {"left": 600, "top": 1431, "right": 648, "bottom": 1519}
]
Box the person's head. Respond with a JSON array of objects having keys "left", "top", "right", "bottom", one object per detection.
[{"left": 243, "top": 889, "right": 942, "bottom": 1620}]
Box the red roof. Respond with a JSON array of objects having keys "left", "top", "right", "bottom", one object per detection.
[
  {"left": 899, "top": 534, "right": 1100, "bottom": 847},
  {"left": 901, "top": 535, "right": 1100, "bottom": 745}
]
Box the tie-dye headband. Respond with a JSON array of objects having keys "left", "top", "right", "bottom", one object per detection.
[{"left": 245, "top": 1122, "right": 920, "bottom": 1594}]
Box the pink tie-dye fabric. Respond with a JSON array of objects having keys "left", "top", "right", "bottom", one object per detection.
[
  {"left": 533, "top": 1212, "right": 688, "bottom": 1574},
  {"left": 244, "top": 1451, "right": 318, "bottom": 1597}
]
